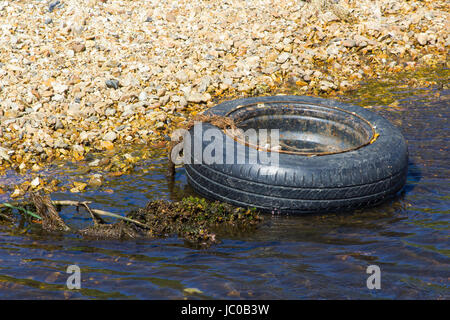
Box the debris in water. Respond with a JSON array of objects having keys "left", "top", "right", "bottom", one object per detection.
[{"left": 0, "top": 194, "right": 262, "bottom": 248}]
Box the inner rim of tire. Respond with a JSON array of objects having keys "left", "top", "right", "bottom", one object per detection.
[{"left": 224, "top": 101, "right": 375, "bottom": 156}]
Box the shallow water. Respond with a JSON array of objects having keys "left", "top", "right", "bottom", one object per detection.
[{"left": 0, "top": 72, "right": 448, "bottom": 299}]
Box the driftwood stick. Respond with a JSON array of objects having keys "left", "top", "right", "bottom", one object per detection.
[
  {"left": 54, "top": 200, "right": 150, "bottom": 229},
  {"left": 53, "top": 200, "right": 150, "bottom": 229},
  {"left": 53, "top": 200, "right": 92, "bottom": 206},
  {"left": 0, "top": 199, "right": 150, "bottom": 230},
  {"left": 88, "top": 208, "right": 150, "bottom": 229},
  {"left": 0, "top": 200, "right": 92, "bottom": 209},
  {"left": 82, "top": 202, "right": 105, "bottom": 226}
]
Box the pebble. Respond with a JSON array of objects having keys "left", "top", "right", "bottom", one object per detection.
[
  {"left": 86, "top": 115, "right": 99, "bottom": 122},
  {"left": 187, "top": 91, "right": 211, "bottom": 103},
  {"left": 416, "top": 33, "right": 428, "bottom": 45},
  {"left": 105, "top": 107, "right": 116, "bottom": 116},
  {"left": 68, "top": 42, "right": 86, "bottom": 53},
  {"left": 48, "top": 1, "right": 60, "bottom": 13},
  {"left": 175, "top": 70, "right": 189, "bottom": 83},
  {"left": 276, "top": 52, "right": 290, "bottom": 64},
  {"left": 138, "top": 91, "right": 147, "bottom": 102},
  {"left": 72, "top": 181, "right": 87, "bottom": 192},
  {"left": 319, "top": 80, "right": 337, "bottom": 91},
  {"left": 30, "top": 177, "right": 41, "bottom": 188},
  {"left": 11, "top": 188, "right": 24, "bottom": 198},
  {"left": 54, "top": 119, "right": 64, "bottom": 130},
  {"left": 343, "top": 39, "right": 356, "bottom": 48},
  {"left": 89, "top": 159, "right": 100, "bottom": 167},
  {"left": 106, "top": 79, "right": 120, "bottom": 89},
  {"left": 178, "top": 96, "right": 188, "bottom": 110},
  {"left": 88, "top": 174, "right": 103, "bottom": 188},
  {"left": 0, "top": 147, "right": 11, "bottom": 161},
  {"left": 103, "top": 131, "right": 117, "bottom": 142},
  {"left": 159, "top": 95, "right": 170, "bottom": 105}
]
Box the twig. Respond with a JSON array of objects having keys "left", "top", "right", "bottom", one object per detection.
[
  {"left": 51, "top": 199, "right": 151, "bottom": 229},
  {"left": 1, "top": 199, "right": 150, "bottom": 230},
  {"left": 88, "top": 208, "right": 150, "bottom": 229},
  {"left": 52, "top": 200, "right": 149, "bottom": 229},
  {"left": 53, "top": 200, "right": 92, "bottom": 206},
  {"left": 53, "top": 199, "right": 150, "bottom": 229},
  {"left": 82, "top": 202, "right": 105, "bottom": 226}
]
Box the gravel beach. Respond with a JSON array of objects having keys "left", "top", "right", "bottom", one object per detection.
[{"left": 0, "top": 0, "right": 448, "bottom": 179}]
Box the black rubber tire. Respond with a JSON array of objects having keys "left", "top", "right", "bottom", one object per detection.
[{"left": 184, "top": 96, "right": 408, "bottom": 214}]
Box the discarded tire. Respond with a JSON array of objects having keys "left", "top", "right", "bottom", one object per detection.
[{"left": 184, "top": 95, "right": 408, "bottom": 214}]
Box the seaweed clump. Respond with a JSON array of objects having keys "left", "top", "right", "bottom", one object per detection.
[{"left": 126, "top": 197, "right": 262, "bottom": 246}]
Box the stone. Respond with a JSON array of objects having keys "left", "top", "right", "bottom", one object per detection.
[
  {"left": 52, "top": 94, "right": 64, "bottom": 102},
  {"left": 178, "top": 96, "right": 188, "bottom": 109},
  {"left": 187, "top": 92, "right": 203, "bottom": 103},
  {"left": 48, "top": 0, "right": 60, "bottom": 12},
  {"left": 276, "top": 52, "right": 290, "bottom": 64},
  {"left": 54, "top": 138, "right": 68, "bottom": 149},
  {"left": 103, "top": 131, "right": 117, "bottom": 142},
  {"left": 0, "top": 146, "right": 11, "bottom": 161},
  {"left": 245, "top": 56, "right": 260, "bottom": 68},
  {"left": 72, "top": 144, "right": 84, "bottom": 153},
  {"left": 54, "top": 118, "right": 64, "bottom": 130},
  {"left": 72, "top": 181, "right": 87, "bottom": 192},
  {"left": 52, "top": 82, "right": 68, "bottom": 94},
  {"left": 319, "top": 80, "right": 337, "bottom": 91},
  {"left": 138, "top": 91, "right": 147, "bottom": 102},
  {"left": 11, "top": 188, "right": 24, "bottom": 198},
  {"left": 175, "top": 70, "right": 189, "bottom": 83},
  {"left": 187, "top": 91, "right": 211, "bottom": 103},
  {"left": 416, "top": 33, "right": 428, "bottom": 45},
  {"left": 30, "top": 177, "right": 40, "bottom": 188},
  {"left": 68, "top": 42, "right": 86, "bottom": 53},
  {"left": 67, "top": 103, "right": 81, "bottom": 117},
  {"left": 198, "top": 76, "right": 212, "bottom": 93},
  {"left": 343, "top": 39, "right": 356, "bottom": 48},
  {"left": 89, "top": 159, "right": 100, "bottom": 167},
  {"left": 88, "top": 174, "right": 103, "bottom": 187},
  {"left": 159, "top": 95, "right": 170, "bottom": 105},
  {"left": 105, "top": 107, "right": 116, "bottom": 116},
  {"left": 106, "top": 79, "right": 120, "bottom": 89}
]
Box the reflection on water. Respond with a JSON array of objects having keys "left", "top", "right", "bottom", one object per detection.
[{"left": 0, "top": 72, "right": 449, "bottom": 299}]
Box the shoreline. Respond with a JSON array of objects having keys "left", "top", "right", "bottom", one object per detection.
[{"left": 0, "top": 0, "right": 449, "bottom": 194}]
